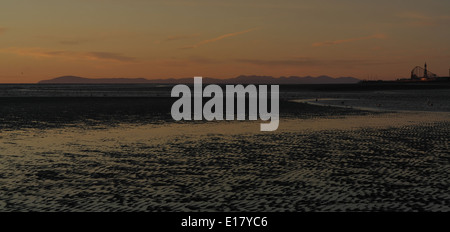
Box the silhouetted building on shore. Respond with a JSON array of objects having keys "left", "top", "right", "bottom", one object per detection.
[
  {"left": 411, "top": 62, "right": 439, "bottom": 80},
  {"left": 362, "top": 62, "right": 450, "bottom": 84}
]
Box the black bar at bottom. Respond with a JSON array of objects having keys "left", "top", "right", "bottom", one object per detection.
[{"left": 0, "top": 212, "right": 445, "bottom": 231}]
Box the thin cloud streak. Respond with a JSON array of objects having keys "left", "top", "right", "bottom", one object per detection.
[
  {"left": 237, "top": 57, "right": 396, "bottom": 67},
  {"left": 0, "top": 47, "right": 137, "bottom": 63},
  {"left": 312, "top": 34, "right": 387, "bottom": 47},
  {"left": 154, "top": 34, "right": 201, "bottom": 44},
  {"left": 164, "top": 34, "right": 200, "bottom": 42},
  {"left": 181, "top": 28, "right": 258, "bottom": 49},
  {"left": 33, "top": 35, "right": 99, "bottom": 46},
  {"left": 87, "top": 52, "right": 136, "bottom": 62},
  {"left": 396, "top": 12, "right": 450, "bottom": 27},
  {"left": 59, "top": 39, "right": 93, "bottom": 45}
]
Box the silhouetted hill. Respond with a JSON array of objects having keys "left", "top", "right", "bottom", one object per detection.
[
  {"left": 38, "top": 76, "right": 151, "bottom": 84},
  {"left": 38, "top": 75, "right": 360, "bottom": 84}
]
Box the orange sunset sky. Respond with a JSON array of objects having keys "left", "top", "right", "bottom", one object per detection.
[{"left": 1, "top": 0, "right": 450, "bottom": 83}]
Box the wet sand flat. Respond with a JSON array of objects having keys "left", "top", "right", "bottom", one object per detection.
[{"left": 1, "top": 110, "right": 449, "bottom": 212}]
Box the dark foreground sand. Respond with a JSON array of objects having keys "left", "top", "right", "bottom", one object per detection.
[{"left": 0, "top": 97, "right": 449, "bottom": 212}]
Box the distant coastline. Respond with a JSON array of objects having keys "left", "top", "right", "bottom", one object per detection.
[{"left": 37, "top": 75, "right": 361, "bottom": 84}]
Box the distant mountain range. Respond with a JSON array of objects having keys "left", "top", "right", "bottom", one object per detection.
[{"left": 38, "top": 75, "right": 361, "bottom": 84}]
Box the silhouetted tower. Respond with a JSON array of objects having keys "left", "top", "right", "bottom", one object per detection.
[{"left": 424, "top": 62, "right": 428, "bottom": 78}]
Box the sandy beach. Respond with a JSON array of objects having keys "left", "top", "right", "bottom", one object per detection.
[{"left": 0, "top": 93, "right": 449, "bottom": 212}]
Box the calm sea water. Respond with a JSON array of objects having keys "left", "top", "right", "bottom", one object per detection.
[
  {"left": 300, "top": 89, "right": 450, "bottom": 112},
  {"left": 1, "top": 84, "right": 449, "bottom": 112}
]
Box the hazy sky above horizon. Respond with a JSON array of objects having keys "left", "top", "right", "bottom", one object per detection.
[{"left": 1, "top": 0, "right": 449, "bottom": 83}]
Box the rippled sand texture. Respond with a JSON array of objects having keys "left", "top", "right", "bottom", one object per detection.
[{"left": 0, "top": 112, "right": 449, "bottom": 212}]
